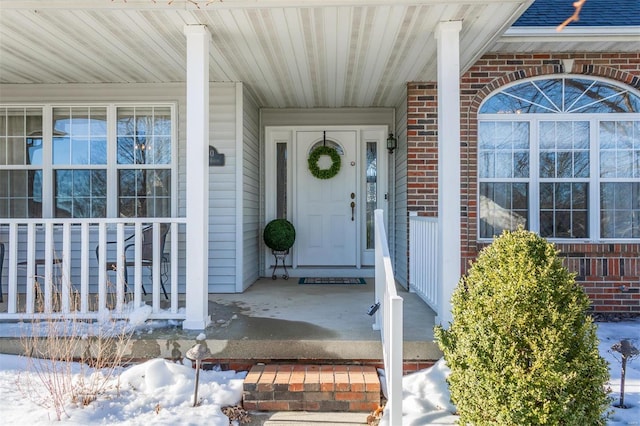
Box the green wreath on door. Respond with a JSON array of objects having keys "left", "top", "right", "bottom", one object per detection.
[{"left": 308, "top": 145, "right": 341, "bottom": 179}]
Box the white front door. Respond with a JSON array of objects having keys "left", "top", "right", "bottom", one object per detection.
[
  {"left": 295, "top": 131, "right": 357, "bottom": 266},
  {"left": 264, "top": 125, "right": 389, "bottom": 276}
]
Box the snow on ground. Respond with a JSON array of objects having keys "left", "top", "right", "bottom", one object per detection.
[
  {"left": 0, "top": 354, "right": 246, "bottom": 425},
  {"left": 0, "top": 320, "right": 637, "bottom": 425},
  {"left": 597, "top": 320, "right": 640, "bottom": 426},
  {"left": 380, "top": 319, "right": 640, "bottom": 426}
]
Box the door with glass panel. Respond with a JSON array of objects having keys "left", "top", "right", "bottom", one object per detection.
[{"left": 265, "top": 126, "right": 387, "bottom": 271}]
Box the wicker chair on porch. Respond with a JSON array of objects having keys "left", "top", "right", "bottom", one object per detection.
[{"left": 95, "top": 224, "right": 170, "bottom": 300}]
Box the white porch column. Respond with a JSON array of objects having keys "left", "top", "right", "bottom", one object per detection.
[
  {"left": 436, "top": 21, "right": 462, "bottom": 327},
  {"left": 183, "top": 24, "right": 211, "bottom": 330}
]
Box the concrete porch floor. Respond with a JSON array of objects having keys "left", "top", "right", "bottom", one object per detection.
[
  {"left": 203, "top": 277, "right": 442, "bottom": 363},
  {"left": 0, "top": 277, "right": 443, "bottom": 365}
]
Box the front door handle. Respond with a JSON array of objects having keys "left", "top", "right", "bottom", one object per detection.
[{"left": 350, "top": 201, "right": 355, "bottom": 221}]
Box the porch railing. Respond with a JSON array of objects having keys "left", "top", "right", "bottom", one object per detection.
[
  {"left": 0, "top": 218, "right": 186, "bottom": 322},
  {"left": 373, "top": 209, "right": 403, "bottom": 425},
  {"left": 409, "top": 215, "right": 439, "bottom": 313}
]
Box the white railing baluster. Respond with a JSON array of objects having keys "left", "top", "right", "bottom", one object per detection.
[
  {"left": 80, "top": 223, "right": 89, "bottom": 314},
  {"left": 133, "top": 222, "right": 143, "bottom": 309},
  {"left": 430, "top": 220, "right": 438, "bottom": 304},
  {"left": 388, "top": 294, "right": 403, "bottom": 425},
  {"left": 409, "top": 216, "right": 439, "bottom": 313},
  {"left": 0, "top": 218, "right": 186, "bottom": 322},
  {"left": 409, "top": 217, "right": 416, "bottom": 293},
  {"left": 26, "top": 223, "right": 36, "bottom": 314},
  {"left": 44, "top": 222, "right": 54, "bottom": 313},
  {"left": 116, "top": 223, "right": 126, "bottom": 313},
  {"left": 98, "top": 222, "right": 107, "bottom": 314},
  {"left": 170, "top": 225, "right": 178, "bottom": 313},
  {"left": 374, "top": 209, "right": 403, "bottom": 425},
  {"left": 152, "top": 223, "right": 161, "bottom": 313},
  {"left": 61, "top": 222, "right": 71, "bottom": 313},
  {"left": 8, "top": 223, "right": 18, "bottom": 314}
]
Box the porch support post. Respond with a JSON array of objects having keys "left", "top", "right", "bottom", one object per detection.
[
  {"left": 436, "top": 21, "right": 462, "bottom": 327},
  {"left": 183, "top": 24, "right": 211, "bottom": 330}
]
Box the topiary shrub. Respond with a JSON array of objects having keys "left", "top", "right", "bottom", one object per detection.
[
  {"left": 434, "top": 228, "right": 610, "bottom": 425},
  {"left": 263, "top": 219, "right": 296, "bottom": 251}
]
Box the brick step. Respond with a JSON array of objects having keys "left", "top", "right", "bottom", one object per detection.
[{"left": 242, "top": 364, "right": 381, "bottom": 412}]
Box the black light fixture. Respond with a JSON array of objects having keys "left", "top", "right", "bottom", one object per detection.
[{"left": 387, "top": 132, "right": 397, "bottom": 154}]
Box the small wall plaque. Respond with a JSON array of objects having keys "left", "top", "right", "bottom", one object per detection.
[{"left": 209, "top": 146, "right": 225, "bottom": 167}]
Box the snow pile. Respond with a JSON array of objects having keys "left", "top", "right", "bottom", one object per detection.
[
  {"left": 127, "top": 304, "right": 153, "bottom": 327},
  {"left": 0, "top": 355, "right": 246, "bottom": 425},
  {"left": 0, "top": 320, "right": 636, "bottom": 425},
  {"left": 0, "top": 302, "right": 159, "bottom": 338},
  {"left": 380, "top": 358, "right": 458, "bottom": 426}
]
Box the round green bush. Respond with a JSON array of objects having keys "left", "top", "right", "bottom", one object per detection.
[
  {"left": 435, "top": 228, "right": 610, "bottom": 425},
  {"left": 263, "top": 219, "right": 296, "bottom": 251}
]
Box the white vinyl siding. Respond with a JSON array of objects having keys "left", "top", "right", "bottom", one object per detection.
[
  {"left": 261, "top": 108, "right": 395, "bottom": 128},
  {"left": 241, "top": 85, "right": 261, "bottom": 290},
  {"left": 393, "top": 93, "right": 408, "bottom": 288},
  {"left": 209, "top": 84, "right": 238, "bottom": 293}
]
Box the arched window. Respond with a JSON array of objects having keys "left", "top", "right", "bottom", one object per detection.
[{"left": 478, "top": 76, "right": 640, "bottom": 240}]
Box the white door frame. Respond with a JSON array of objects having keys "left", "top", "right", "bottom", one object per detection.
[{"left": 264, "top": 125, "right": 389, "bottom": 277}]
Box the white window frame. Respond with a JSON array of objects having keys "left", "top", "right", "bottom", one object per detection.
[
  {"left": 478, "top": 76, "right": 640, "bottom": 243},
  {"left": 0, "top": 105, "right": 46, "bottom": 218},
  {"left": 112, "top": 104, "right": 175, "bottom": 218},
  {"left": 0, "top": 103, "right": 177, "bottom": 219}
]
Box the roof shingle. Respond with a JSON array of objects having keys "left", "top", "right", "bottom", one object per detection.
[{"left": 513, "top": 0, "right": 640, "bottom": 27}]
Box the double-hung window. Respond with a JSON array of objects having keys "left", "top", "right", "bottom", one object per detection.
[
  {"left": 599, "top": 120, "right": 640, "bottom": 238},
  {"left": 0, "top": 107, "right": 44, "bottom": 217},
  {"left": 115, "top": 106, "right": 172, "bottom": 218},
  {"left": 52, "top": 106, "right": 108, "bottom": 218},
  {"left": 478, "top": 77, "right": 640, "bottom": 241},
  {"left": 0, "top": 104, "right": 174, "bottom": 219}
]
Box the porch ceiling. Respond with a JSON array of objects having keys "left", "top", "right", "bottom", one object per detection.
[{"left": 0, "top": 0, "right": 531, "bottom": 108}]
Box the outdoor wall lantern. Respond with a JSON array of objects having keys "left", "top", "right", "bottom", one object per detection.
[{"left": 387, "top": 132, "right": 397, "bottom": 154}]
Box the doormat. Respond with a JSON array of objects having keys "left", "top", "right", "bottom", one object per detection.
[{"left": 298, "top": 277, "right": 367, "bottom": 285}]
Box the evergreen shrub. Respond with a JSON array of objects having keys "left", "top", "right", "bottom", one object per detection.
[
  {"left": 435, "top": 228, "right": 610, "bottom": 425},
  {"left": 263, "top": 219, "right": 296, "bottom": 251}
]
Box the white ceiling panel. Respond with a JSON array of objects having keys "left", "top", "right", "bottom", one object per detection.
[{"left": 0, "top": 0, "right": 534, "bottom": 108}]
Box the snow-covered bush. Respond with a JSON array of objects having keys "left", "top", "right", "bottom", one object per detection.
[{"left": 435, "top": 228, "right": 610, "bottom": 425}]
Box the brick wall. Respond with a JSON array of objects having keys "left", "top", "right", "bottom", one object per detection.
[{"left": 407, "top": 52, "right": 640, "bottom": 313}]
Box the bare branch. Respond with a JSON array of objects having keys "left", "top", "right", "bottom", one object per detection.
[{"left": 556, "top": 0, "right": 587, "bottom": 31}]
